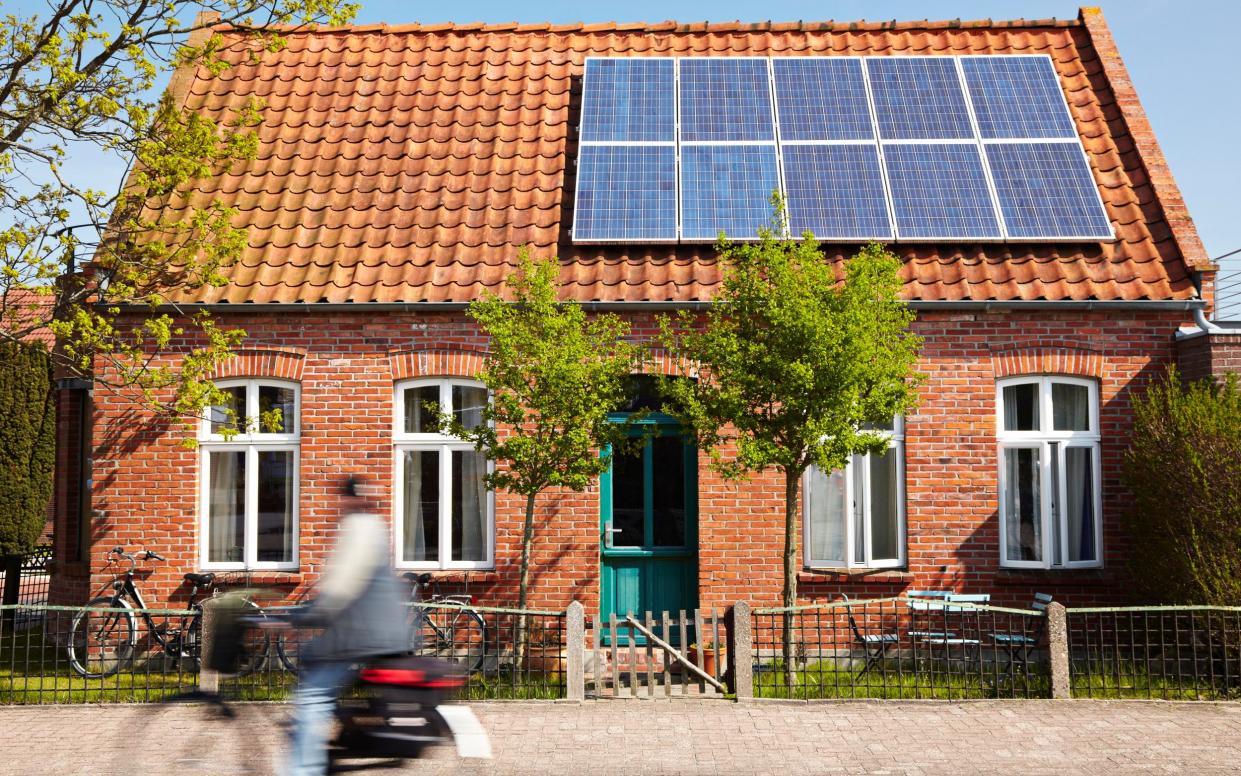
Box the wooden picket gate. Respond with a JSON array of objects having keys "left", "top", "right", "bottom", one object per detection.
[{"left": 588, "top": 608, "right": 728, "bottom": 698}]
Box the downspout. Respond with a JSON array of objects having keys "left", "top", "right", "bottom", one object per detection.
[{"left": 1192, "top": 306, "right": 1223, "bottom": 334}]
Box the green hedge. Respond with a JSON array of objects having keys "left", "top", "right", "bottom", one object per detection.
[
  {"left": 0, "top": 341, "right": 55, "bottom": 557},
  {"left": 1124, "top": 368, "right": 1241, "bottom": 605}
]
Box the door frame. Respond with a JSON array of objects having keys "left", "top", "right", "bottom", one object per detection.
[{"left": 599, "top": 413, "right": 699, "bottom": 641}]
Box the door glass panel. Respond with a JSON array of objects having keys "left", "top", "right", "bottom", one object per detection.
[
  {"left": 404, "top": 386, "right": 441, "bottom": 434},
  {"left": 869, "top": 449, "right": 900, "bottom": 563},
  {"left": 452, "top": 385, "right": 487, "bottom": 431},
  {"left": 1065, "top": 446, "right": 1097, "bottom": 562},
  {"left": 1052, "top": 382, "right": 1090, "bottom": 431},
  {"left": 1003, "top": 447, "right": 1042, "bottom": 562},
  {"left": 258, "top": 385, "right": 297, "bottom": 434},
  {"left": 452, "top": 449, "right": 488, "bottom": 562},
  {"left": 807, "top": 466, "right": 846, "bottom": 564},
  {"left": 1002, "top": 383, "right": 1039, "bottom": 431},
  {"left": 256, "top": 450, "right": 294, "bottom": 563},
  {"left": 651, "top": 436, "right": 686, "bottom": 546},
  {"left": 402, "top": 449, "right": 440, "bottom": 561},
  {"left": 207, "top": 451, "right": 246, "bottom": 563},
  {"left": 610, "top": 447, "right": 644, "bottom": 547}
]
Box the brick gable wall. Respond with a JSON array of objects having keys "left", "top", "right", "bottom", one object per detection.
[{"left": 54, "top": 307, "right": 1188, "bottom": 612}]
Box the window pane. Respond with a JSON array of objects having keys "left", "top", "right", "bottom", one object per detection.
[
  {"left": 207, "top": 451, "right": 246, "bottom": 563},
  {"left": 1003, "top": 447, "right": 1042, "bottom": 562},
  {"left": 1052, "top": 382, "right": 1090, "bottom": 431},
  {"left": 258, "top": 385, "right": 297, "bottom": 434},
  {"left": 652, "top": 436, "right": 686, "bottom": 547},
  {"left": 868, "top": 449, "right": 901, "bottom": 562},
  {"left": 256, "top": 450, "right": 294, "bottom": 563},
  {"left": 807, "top": 466, "right": 847, "bottom": 565},
  {"left": 451, "top": 450, "right": 488, "bottom": 562},
  {"left": 1002, "top": 383, "right": 1039, "bottom": 431},
  {"left": 404, "top": 386, "right": 441, "bottom": 434},
  {"left": 402, "top": 450, "right": 440, "bottom": 561},
  {"left": 1065, "top": 447, "right": 1097, "bottom": 563},
  {"left": 452, "top": 385, "right": 487, "bottom": 431},
  {"left": 609, "top": 446, "right": 644, "bottom": 547},
  {"left": 209, "top": 386, "right": 246, "bottom": 435}
]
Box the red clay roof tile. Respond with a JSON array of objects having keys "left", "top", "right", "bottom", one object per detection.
[{"left": 158, "top": 8, "right": 1206, "bottom": 305}]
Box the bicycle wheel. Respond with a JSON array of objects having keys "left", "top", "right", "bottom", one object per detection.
[
  {"left": 68, "top": 597, "right": 137, "bottom": 678},
  {"left": 183, "top": 600, "right": 270, "bottom": 675},
  {"left": 275, "top": 632, "right": 300, "bottom": 674},
  {"left": 420, "top": 607, "right": 486, "bottom": 672}
]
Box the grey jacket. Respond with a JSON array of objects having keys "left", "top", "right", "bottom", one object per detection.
[{"left": 297, "top": 512, "right": 411, "bottom": 663}]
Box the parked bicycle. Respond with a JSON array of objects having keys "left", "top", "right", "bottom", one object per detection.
[
  {"left": 67, "top": 546, "right": 271, "bottom": 679},
  {"left": 406, "top": 572, "right": 487, "bottom": 673}
]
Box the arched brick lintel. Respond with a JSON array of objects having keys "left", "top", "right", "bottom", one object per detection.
[
  {"left": 992, "top": 347, "right": 1103, "bottom": 380},
  {"left": 639, "top": 348, "right": 694, "bottom": 378},
  {"left": 389, "top": 349, "right": 488, "bottom": 381},
  {"left": 209, "top": 347, "right": 307, "bottom": 381}
]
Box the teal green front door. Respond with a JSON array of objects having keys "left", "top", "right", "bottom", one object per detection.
[{"left": 600, "top": 420, "right": 698, "bottom": 643}]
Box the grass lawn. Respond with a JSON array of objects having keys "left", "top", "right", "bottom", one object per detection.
[
  {"left": 753, "top": 658, "right": 1051, "bottom": 700},
  {"left": 1069, "top": 662, "right": 1241, "bottom": 701}
]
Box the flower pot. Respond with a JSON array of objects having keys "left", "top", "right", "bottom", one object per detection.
[
  {"left": 523, "top": 646, "right": 567, "bottom": 674},
  {"left": 686, "top": 646, "right": 726, "bottom": 676}
]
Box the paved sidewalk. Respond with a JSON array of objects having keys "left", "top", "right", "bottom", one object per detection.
[{"left": 2, "top": 699, "right": 1240, "bottom": 775}]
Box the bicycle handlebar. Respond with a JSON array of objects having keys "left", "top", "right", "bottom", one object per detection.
[{"left": 104, "top": 545, "right": 165, "bottom": 571}]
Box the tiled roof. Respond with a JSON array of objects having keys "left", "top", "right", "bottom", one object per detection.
[
  {"left": 162, "top": 7, "right": 1209, "bottom": 305},
  {"left": 2, "top": 289, "right": 55, "bottom": 347}
]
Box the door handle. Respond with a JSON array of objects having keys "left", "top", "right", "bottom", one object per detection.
[{"left": 603, "top": 521, "right": 623, "bottom": 549}]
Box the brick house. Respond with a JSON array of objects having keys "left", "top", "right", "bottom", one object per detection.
[{"left": 50, "top": 7, "right": 1223, "bottom": 618}]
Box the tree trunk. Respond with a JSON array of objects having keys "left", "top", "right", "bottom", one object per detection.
[
  {"left": 781, "top": 468, "right": 799, "bottom": 689},
  {"left": 516, "top": 492, "right": 537, "bottom": 664}
]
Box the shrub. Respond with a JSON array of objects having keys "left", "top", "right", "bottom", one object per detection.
[
  {"left": 0, "top": 341, "right": 55, "bottom": 557},
  {"left": 1124, "top": 368, "right": 1241, "bottom": 605}
]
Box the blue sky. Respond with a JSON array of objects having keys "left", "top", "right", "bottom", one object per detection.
[{"left": 8, "top": 1, "right": 1241, "bottom": 299}]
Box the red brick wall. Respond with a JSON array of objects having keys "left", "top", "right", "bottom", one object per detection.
[
  {"left": 1176, "top": 331, "right": 1241, "bottom": 382},
  {"left": 68, "top": 308, "right": 1188, "bottom": 612}
]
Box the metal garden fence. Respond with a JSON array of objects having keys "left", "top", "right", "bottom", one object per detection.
[
  {"left": 0, "top": 546, "right": 53, "bottom": 628},
  {"left": 1066, "top": 606, "right": 1241, "bottom": 700},
  {"left": 751, "top": 596, "right": 1050, "bottom": 699}
]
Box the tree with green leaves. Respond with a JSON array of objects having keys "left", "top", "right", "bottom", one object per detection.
[
  {"left": 1125, "top": 368, "right": 1241, "bottom": 606},
  {"left": 0, "top": 0, "right": 356, "bottom": 428},
  {"left": 446, "top": 252, "right": 646, "bottom": 623},
  {"left": 660, "top": 214, "right": 922, "bottom": 682},
  {"left": 0, "top": 341, "right": 54, "bottom": 559}
]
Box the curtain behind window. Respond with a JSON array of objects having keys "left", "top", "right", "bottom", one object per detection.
[
  {"left": 808, "top": 466, "right": 846, "bottom": 564},
  {"left": 208, "top": 451, "right": 245, "bottom": 563},
  {"left": 1065, "top": 447, "right": 1096, "bottom": 562},
  {"left": 454, "top": 450, "right": 487, "bottom": 562}
]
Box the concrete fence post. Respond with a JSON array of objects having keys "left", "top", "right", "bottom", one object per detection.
[
  {"left": 727, "top": 601, "right": 753, "bottom": 701},
  {"left": 198, "top": 596, "right": 220, "bottom": 694},
  {"left": 566, "top": 601, "right": 585, "bottom": 701},
  {"left": 1046, "top": 601, "right": 1071, "bottom": 699}
]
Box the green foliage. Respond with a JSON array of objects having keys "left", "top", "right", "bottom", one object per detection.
[
  {"left": 448, "top": 251, "right": 646, "bottom": 611},
  {"left": 0, "top": 342, "right": 55, "bottom": 556},
  {"left": 1124, "top": 368, "right": 1241, "bottom": 605},
  {"left": 0, "top": 0, "right": 357, "bottom": 433},
  {"left": 448, "top": 251, "right": 646, "bottom": 498},
  {"left": 659, "top": 211, "right": 923, "bottom": 481}
]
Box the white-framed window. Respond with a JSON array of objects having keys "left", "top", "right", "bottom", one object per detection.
[
  {"left": 199, "top": 378, "right": 300, "bottom": 570},
  {"left": 393, "top": 379, "right": 494, "bottom": 570},
  {"left": 805, "top": 417, "right": 906, "bottom": 570},
  {"left": 997, "top": 376, "right": 1102, "bottom": 569}
]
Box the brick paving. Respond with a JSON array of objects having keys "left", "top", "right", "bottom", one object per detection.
[{"left": 1, "top": 699, "right": 1239, "bottom": 775}]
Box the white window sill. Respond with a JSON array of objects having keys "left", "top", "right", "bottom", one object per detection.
[{"left": 800, "top": 567, "right": 912, "bottom": 581}]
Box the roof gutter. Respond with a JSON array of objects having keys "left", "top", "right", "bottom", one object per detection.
[{"left": 118, "top": 299, "right": 1208, "bottom": 314}]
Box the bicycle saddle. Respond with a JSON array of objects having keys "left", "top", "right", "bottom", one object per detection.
[
  {"left": 184, "top": 572, "right": 216, "bottom": 587},
  {"left": 402, "top": 572, "right": 433, "bottom": 585}
]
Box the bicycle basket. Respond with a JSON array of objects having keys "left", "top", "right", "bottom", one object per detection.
[{"left": 203, "top": 594, "right": 252, "bottom": 674}]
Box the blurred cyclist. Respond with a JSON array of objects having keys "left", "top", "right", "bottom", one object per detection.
[{"left": 281, "top": 475, "right": 411, "bottom": 776}]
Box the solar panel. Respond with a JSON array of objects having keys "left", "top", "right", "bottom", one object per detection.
[
  {"left": 783, "top": 145, "right": 892, "bottom": 239},
  {"left": 679, "top": 59, "right": 775, "bottom": 142},
  {"left": 573, "top": 145, "right": 677, "bottom": 241},
  {"left": 883, "top": 144, "right": 1002, "bottom": 239},
  {"left": 773, "top": 58, "right": 873, "bottom": 141},
  {"left": 961, "top": 56, "right": 1076, "bottom": 140},
  {"left": 866, "top": 57, "right": 974, "bottom": 140},
  {"left": 580, "top": 58, "right": 676, "bottom": 142},
  {"left": 680, "top": 145, "right": 780, "bottom": 240},
  {"left": 985, "top": 142, "right": 1112, "bottom": 239}
]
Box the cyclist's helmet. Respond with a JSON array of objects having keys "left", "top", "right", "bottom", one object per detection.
[{"left": 342, "top": 475, "right": 363, "bottom": 497}]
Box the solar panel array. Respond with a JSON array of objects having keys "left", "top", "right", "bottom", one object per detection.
[{"left": 573, "top": 55, "right": 1113, "bottom": 244}]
